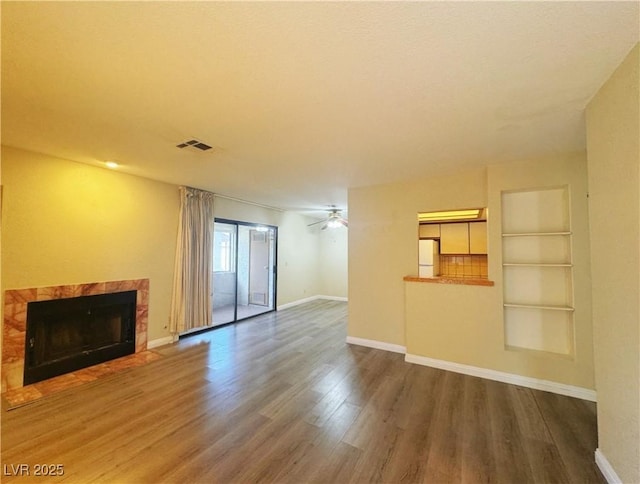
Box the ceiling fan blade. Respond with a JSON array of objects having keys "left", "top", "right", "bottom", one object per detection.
[
  {"left": 339, "top": 219, "right": 349, "bottom": 227},
  {"left": 321, "top": 223, "right": 329, "bottom": 230},
  {"left": 307, "top": 219, "right": 328, "bottom": 227}
]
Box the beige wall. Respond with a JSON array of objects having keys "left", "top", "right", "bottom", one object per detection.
[
  {"left": 586, "top": 43, "right": 639, "bottom": 483},
  {"left": 349, "top": 153, "right": 595, "bottom": 389},
  {"left": 1, "top": 146, "right": 179, "bottom": 342},
  {"left": 1, "top": 147, "right": 346, "bottom": 347},
  {"left": 274, "top": 211, "right": 322, "bottom": 305},
  {"left": 487, "top": 153, "right": 593, "bottom": 387},
  {"left": 212, "top": 197, "right": 332, "bottom": 305},
  {"left": 214, "top": 195, "right": 348, "bottom": 302},
  {"left": 318, "top": 226, "right": 348, "bottom": 298},
  {"left": 348, "top": 168, "right": 487, "bottom": 346}
]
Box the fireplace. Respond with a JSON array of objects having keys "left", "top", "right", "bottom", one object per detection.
[
  {"left": 2, "top": 279, "right": 149, "bottom": 393},
  {"left": 24, "top": 291, "right": 137, "bottom": 385}
]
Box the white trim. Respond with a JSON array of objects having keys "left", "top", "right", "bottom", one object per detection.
[
  {"left": 147, "top": 335, "right": 177, "bottom": 349},
  {"left": 180, "top": 324, "right": 218, "bottom": 336},
  {"left": 277, "top": 296, "right": 320, "bottom": 310},
  {"left": 405, "top": 354, "right": 597, "bottom": 402},
  {"left": 346, "top": 336, "right": 406, "bottom": 354},
  {"left": 213, "top": 193, "right": 284, "bottom": 212},
  {"left": 595, "top": 449, "right": 622, "bottom": 484},
  {"left": 317, "top": 295, "right": 348, "bottom": 302},
  {"left": 277, "top": 295, "right": 348, "bottom": 310}
]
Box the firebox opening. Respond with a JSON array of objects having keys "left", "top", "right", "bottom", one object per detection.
[{"left": 24, "top": 290, "right": 137, "bottom": 386}]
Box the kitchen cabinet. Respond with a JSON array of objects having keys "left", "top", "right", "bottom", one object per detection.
[
  {"left": 469, "top": 222, "right": 487, "bottom": 254},
  {"left": 440, "top": 223, "right": 469, "bottom": 254},
  {"left": 419, "top": 223, "right": 440, "bottom": 238}
]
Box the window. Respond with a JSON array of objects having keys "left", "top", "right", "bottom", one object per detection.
[{"left": 213, "top": 225, "right": 235, "bottom": 272}]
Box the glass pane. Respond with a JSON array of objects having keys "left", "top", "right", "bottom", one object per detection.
[
  {"left": 236, "top": 226, "right": 276, "bottom": 320},
  {"left": 212, "top": 222, "right": 237, "bottom": 326}
]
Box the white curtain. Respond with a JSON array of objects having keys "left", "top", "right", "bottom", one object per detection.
[{"left": 169, "top": 186, "right": 215, "bottom": 334}]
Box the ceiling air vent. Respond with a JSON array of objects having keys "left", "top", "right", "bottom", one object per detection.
[{"left": 176, "top": 139, "right": 213, "bottom": 152}]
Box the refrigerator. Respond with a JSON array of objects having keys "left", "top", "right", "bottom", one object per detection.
[{"left": 419, "top": 239, "right": 440, "bottom": 278}]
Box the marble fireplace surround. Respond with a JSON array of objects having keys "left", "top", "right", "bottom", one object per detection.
[{"left": 2, "top": 279, "right": 149, "bottom": 393}]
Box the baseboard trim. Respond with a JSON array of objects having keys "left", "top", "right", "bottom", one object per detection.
[
  {"left": 278, "top": 295, "right": 348, "bottom": 310},
  {"left": 277, "top": 296, "right": 318, "bottom": 310},
  {"left": 346, "top": 336, "right": 406, "bottom": 354},
  {"left": 317, "top": 295, "right": 348, "bottom": 302},
  {"left": 405, "top": 354, "right": 597, "bottom": 402},
  {"left": 595, "top": 449, "right": 622, "bottom": 484},
  {"left": 147, "top": 335, "right": 177, "bottom": 349}
]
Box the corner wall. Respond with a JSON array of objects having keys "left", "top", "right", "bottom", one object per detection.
[
  {"left": 214, "top": 194, "right": 348, "bottom": 303},
  {"left": 318, "top": 226, "right": 348, "bottom": 298},
  {"left": 212, "top": 197, "right": 327, "bottom": 306},
  {"left": 348, "top": 168, "right": 487, "bottom": 346},
  {"left": 1, "top": 146, "right": 179, "bottom": 342},
  {"left": 586, "top": 43, "right": 639, "bottom": 483},
  {"left": 1, "top": 147, "right": 345, "bottom": 347},
  {"left": 348, "top": 153, "right": 594, "bottom": 391}
]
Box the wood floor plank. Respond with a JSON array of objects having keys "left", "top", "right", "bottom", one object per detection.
[
  {"left": 1, "top": 300, "right": 603, "bottom": 483},
  {"left": 284, "top": 400, "right": 363, "bottom": 483},
  {"left": 380, "top": 367, "right": 445, "bottom": 483},
  {"left": 308, "top": 441, "right": 363, "bottom": 484},
  {"left": 534, "top": 390, "right": 602, "bottom": 483},
  {"left": 510, "top": 385, "right": 572, "bottom": 484},
  {"left": 232, "top": 419, "right": 321, "bottom": 483},
  {"left": 486, "top": 379, "right": 536, "bottom": 483},
  {"left": 461, "top": 375, "right": 496, "bottom": 483},
  {"left": 422, "top": 370, "right": 466, "bottom": 483}
]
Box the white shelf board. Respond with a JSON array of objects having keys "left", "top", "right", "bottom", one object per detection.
[
  {"left": 504, "top": 303, "right": 575, "bottom": 312},
  {"left": 502, "top": 232, "right": 571, "bottom": 237},
  {"left": 502, "top": 263, "right": 573, "bottom": 267}
]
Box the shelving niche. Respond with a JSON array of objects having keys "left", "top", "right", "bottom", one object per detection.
[{"left": 501, "top": 187, "right": 574, "bottom": 356}]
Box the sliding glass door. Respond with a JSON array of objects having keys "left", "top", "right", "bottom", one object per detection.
[
  {"left": 212, "top": 219, "right": 276, "bottom": 326},
  {"left": 212, "top": 222, "right": 238, "bottom": 326}
]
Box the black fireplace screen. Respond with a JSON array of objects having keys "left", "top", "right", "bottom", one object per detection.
[{"left": 24, "top": 290, "right": 137, "bottom": 385}]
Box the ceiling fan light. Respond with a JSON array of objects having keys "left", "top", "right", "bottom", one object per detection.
[{"left": 307, "top": 207, "right": 348, "bottom": 229}]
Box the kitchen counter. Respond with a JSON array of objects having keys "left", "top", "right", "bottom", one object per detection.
[{"left": 403, "top": 276, "right": 494, "bottom": 287}]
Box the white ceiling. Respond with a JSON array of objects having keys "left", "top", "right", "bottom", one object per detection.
[{"left": 2, "top": 1, "right": 638, "bottom": 212}]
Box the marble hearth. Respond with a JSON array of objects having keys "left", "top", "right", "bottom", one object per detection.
[{"left": 2, "top": 279, "right": 149, "bottom": 393}]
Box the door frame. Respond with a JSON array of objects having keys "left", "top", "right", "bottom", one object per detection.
[{"left": 214, "top": 218, "right": 278, "bottom": 323}]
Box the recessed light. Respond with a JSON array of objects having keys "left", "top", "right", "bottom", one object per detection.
[
  {"left": 417, "top": 209, "right": 482, "bottom": 222},
  {"left": 105, "top": 161, "right": 119, "bottom": 169}
]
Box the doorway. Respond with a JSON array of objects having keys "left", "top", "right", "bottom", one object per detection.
[{"left": 212, "top": 219, "right": 277, "bottom": 326}]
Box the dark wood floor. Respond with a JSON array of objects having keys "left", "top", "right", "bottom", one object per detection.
[{"left": 1, "top": 300, "right": 603, "bottom": 483}]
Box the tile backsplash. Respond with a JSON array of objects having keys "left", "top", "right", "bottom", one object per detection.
[{"left": 439, "top": 254, "right": 488, "bottom": 279}]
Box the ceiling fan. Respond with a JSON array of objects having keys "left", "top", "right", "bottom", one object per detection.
[{"left": 307, "top": 207, "right": 349, "bottom": 230}]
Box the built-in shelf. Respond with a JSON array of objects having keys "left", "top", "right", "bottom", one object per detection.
[
  {"left": 501, "top": 187, "right": 574, "bottom": 357},
  {"left": 503, "top": 303, "right": 574, "bottom": 312},
  {"left": 502, "top": 263, "right": 573, "bottom": 267},
  {"left": 502, "top": 232, "right": 572, "bottom": 237}
]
